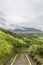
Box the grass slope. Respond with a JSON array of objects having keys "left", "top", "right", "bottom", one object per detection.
[
  {"left": 24, "top": 36, "right": 43, "bottom": 64},
  {"left": 0, "top": 28, "right": 43, "bottom": 65},
  {"left": 0, "top": 28, "right": 25, "bottom": 65}
]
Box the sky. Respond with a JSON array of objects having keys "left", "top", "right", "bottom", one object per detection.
[{"left": 0, "top": 0, "right": 43, "bottom": 30}]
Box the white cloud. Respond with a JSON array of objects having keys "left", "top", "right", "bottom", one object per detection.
[{"left": 0, "top": 0, "right": 43, "bottom": 30}]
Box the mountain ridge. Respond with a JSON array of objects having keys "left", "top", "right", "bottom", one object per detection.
[{"left": 8, "top": 27, "right": 42, "bottom": 33}]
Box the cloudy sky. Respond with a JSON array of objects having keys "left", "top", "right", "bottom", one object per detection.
[{"left": 0, "top": 0, "right": 43, "bottom": 30}]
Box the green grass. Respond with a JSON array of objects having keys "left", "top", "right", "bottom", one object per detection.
[
  {"left": 0, "top": 29, "right": 26, "bottom": 65},
  {"left": 0, "top": 31, "right": 14, "bottom": 65},
  {"left": 25, "top": 37, "right": 43, "bottom": 64},
  {"left": 0, "top": 28, "right": 43, "bottom": 65}
]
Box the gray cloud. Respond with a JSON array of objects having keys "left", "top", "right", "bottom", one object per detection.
[
  {"left": 0, "top": 12, "right": 9, "bottom": 28},
  {"left": 0, "top": 17, "right": 7, "bottom": 22},
  {"left": 0, "top": 0, "right": 43, "bottom": 30}
]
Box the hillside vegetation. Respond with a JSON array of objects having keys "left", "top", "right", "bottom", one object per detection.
[
  {"left": 21, "top": 34, "right": 43, "bottom": 65},
  {"left": 0, "top": 28, "right": 26, "bottom": 65},
  {"left": 0, "top": 28, "right": 43, "bottom": 65}
]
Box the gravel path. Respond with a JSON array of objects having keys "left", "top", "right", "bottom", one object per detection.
[{"left": 13, "top": 54, "right": 29, "bottom": 65}]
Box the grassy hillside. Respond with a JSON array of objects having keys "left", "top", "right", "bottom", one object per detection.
[
  {"left": 0, "top": 28, "right": 43, "bottom": 65},
  {"left": 0, "top": 28, "right": 26, "bottom": 65},
  {"left": 23, "top": 36, "right": 43, "bottom": 64}
]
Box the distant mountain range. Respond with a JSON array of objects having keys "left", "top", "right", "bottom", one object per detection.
[{"left": 8, "top": 27, "right": 42, "bottom": 33}]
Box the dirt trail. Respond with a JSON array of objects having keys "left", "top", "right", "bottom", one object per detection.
[
  {"left": 13, "top": 54, "right": 28, "bottom": 65},
  {"left": 13, "top": 53, "right": 37, "bottom": 65},
  {"left": 28, "top": 55, "right": 36, "bottom": 65}
]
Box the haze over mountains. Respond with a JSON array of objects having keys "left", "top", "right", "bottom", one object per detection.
[
  {"left": 0, "top": 14, "right": 43, "bottom": 33},
  {"left": 0, "top": 12, "right": 43, "bottom": 32},
  {"left": 0, "top": 0, "right": 43, "bottom": 31},
  {"left": 8, "top": 27, "right": 42, "bottom": 33}
]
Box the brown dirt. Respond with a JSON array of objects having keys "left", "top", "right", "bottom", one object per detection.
[{"left": 13, "top": 54, "right": 28, "bottom": 65}]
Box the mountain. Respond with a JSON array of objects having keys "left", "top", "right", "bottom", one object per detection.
[{"left": 8, "top": 27, "right": 42, "bottom": 33}]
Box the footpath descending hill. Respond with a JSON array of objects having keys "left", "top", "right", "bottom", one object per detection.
[{"left": 14, "top": 54, "right": 28, "bottom": 65}]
